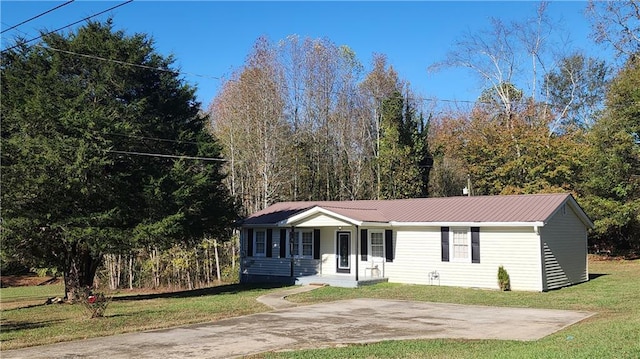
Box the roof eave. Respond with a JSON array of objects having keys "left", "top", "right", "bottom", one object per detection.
[{"left": 388, "top": 221, "right": 546, "bottom": 228}]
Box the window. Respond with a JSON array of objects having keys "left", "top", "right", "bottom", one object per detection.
[
  {"left": 291, "top": 230, "right": 313, "bottom": 258},
  {"left": 442, "top": 227, "right": 479, "bottom": 263},
  {"left": 452, "top": 229, "right": 470, "bottom": 261},
  {"left": 370, "top": 232, "right": 384, "bottom": 258},
  {"left": 302, "top": 232, "right": 313, "bottom": 256},
  {"left": 254, "top": 230, "right": 266, "bottom": 256}
]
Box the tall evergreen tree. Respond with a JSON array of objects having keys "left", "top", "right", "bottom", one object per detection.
[
  {"left": 1, "top": 20, "right": 237, "bottom": 300},
  {"left": 378, "top": 91, "right": 430, "bottom": 199}
]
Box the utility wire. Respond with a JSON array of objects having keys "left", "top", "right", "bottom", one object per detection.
[
  {"left": 1, "top": 0, "right": 132, "bottom": 53},
  {"left": 39, "top": 44, "right": 221, "bottom": 80},
  {"left": 8, "top": 135, "right": 232, "bottom": 162},
  {"left": 103, "top": 132, "right": 202, "bottom": 146},
  {"left": 1, "top": 0, "right": 75, "bottom": 34},
  {"left": 108, "top": 150, "right": 230, "bottom": 162}
]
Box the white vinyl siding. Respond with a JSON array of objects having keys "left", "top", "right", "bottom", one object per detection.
[
  {"left": 540, "top": 204, "right": 589, "bottom": 290},
  {"left": 385, "top": 226, "right": 543, "bottom": 291}
]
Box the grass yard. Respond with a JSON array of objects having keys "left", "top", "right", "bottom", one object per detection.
[{"left": 1, "top": 257, "right": 639, "bottom": 358}]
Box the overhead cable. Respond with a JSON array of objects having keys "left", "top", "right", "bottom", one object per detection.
[
  {"left": 1, "top": 0, "right": 75, "bottom": 34},
  {"left": 1, "top": 0, "right": 132, "bottom": 53},
  {"left": 40, "top": 45, "right": 221, "bottom": 80},
  {"left": 107, "top": 150, "right": 230, "bottom": 162}
]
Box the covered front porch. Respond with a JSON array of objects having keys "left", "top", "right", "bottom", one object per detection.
[{"left": 241, "top": 204, "right": 395, "bottom": 289}]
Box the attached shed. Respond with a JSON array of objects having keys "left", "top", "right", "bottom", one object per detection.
[{"left": 240, "top": 193, "right": 593, "bottom": 291}]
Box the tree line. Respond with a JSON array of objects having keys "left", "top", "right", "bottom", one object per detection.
[
  {"left": 208, "top": 36, "right": 430, "bottom": 214},
  {"left": 208, "top": 2, "right": 639, "bottom": 255}
]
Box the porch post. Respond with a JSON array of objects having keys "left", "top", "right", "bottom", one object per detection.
[
  {"left": 289, "top": 226, "right": 295, "bottom": 278},
  {"left": 355, "top": 225, "right": 359, "bottom": 281}
]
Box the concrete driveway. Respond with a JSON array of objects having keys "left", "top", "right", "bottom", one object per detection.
[{"left": 3, "top": 294, "right": 594, "bottom": 359}]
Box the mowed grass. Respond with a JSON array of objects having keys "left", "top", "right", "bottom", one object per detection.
[
  {"left": 260, "top": 257, "right": 640, "bottom": 359},
  {"left": 1, "top": 257, "right": 639, "bottom": 358},
  {"left": 0, "top": 283, "right": 280, "bottom": 350}
]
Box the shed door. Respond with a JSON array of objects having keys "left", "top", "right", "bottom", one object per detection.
[{"left": 336, "top": 231, "right": 350, "bottom": 273}]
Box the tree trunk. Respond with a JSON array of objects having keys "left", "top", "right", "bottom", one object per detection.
[
  {"left": 214, "top": 239, "right": 221, "bottom": 282},
  {"left": 205, "top": 241, "right": 211, "bottom": 285},
  {"left": 231, "top": 235, "right": 236, "bottom": 270},
  {"left": 150, "top": 246, "right": 160, "bottom": 289},
  {"left": 128, "top": 253, "right": 134, "bottom": 290},
  {"left": 106, "top": 254, "right": 118, "bottom": 290},
  {"left": 194, "top": 248, "right": 200, "bottom": 288},
  {"left": 63, "top": 245, "right": 101, "bottom": 302}
]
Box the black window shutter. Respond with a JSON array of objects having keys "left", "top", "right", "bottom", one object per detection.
[
  {"left": 279, "top": 229, "right": 287, "bottom": 258},
  {"left": 247, "top": 228, "right": 254, "bottom": 257},
  {"left": 266, "top": 228, "right": 273, "bottom": 258},
  {"left": 385, "top": 229, "right": 394, "bottom": 262},
  {"left": 360, "top": 229, "right": 368, "bottom": 261},
  {"left": 313, "top": 229, "right": 321, "bottom": 260},
  {"left": 471, "top": 227, "right": 480, "bottom": 263},
  {"left": 441, "top": 227, "right": 449, "bottom": 262}
]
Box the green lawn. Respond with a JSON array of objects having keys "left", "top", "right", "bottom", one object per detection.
[{"left": 1, "top": 258, "right": 639, "bottom": 358}]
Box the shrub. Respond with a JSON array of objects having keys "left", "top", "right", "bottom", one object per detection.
[
  {"left": 81, "top": 289, "right": 111, "bottom": 318},
  {"left": 497, "top": 265, "right": 511, "bottom": 291}
]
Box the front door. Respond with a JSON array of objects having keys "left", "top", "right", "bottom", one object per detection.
[{"left": 336, "top": 231, "right": 350, "bottom": 273}]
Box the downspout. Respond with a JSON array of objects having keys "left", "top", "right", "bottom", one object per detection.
[{"left": 355, "top": 225, "right": 359, "bottom": 281}]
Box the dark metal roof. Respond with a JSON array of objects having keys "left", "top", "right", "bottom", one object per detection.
[{"left": 242, "top": 193, "right": 592, "bottom": 227}]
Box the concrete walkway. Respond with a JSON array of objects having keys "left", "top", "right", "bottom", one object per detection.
[
  {"left": 2, "top": 290, "right": 594, "bottom": 359},
  {"left": 256, "top": 284, "right": 323, "bottom": 309}
]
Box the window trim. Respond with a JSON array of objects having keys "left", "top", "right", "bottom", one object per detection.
[
  {"left": 450, "top": 227, "right": 471, "bottom": 263},
  {"left": 369, "top": 230, "right": 385, "bottom": 259},
  {"left": 290, "top": 230, "right": 314, "bottom": 259},
  {"left": 254, "top": 230, "right": 266, "bottom": 257}
]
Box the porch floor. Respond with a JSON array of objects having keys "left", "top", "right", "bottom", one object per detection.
[{"left": 295, "top": 274, "right": 388, "bottom": 288}]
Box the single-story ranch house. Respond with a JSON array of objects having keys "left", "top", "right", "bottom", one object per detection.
[{"left": 239, "top": 193, "right": 593, "bottom": 291}]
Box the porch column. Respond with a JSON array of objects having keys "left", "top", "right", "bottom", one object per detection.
[
  {"left": 289, "top": 226, "right": 295, "bottom": 278},
  {"left": 355, "top": 225, "right": 359, "bottom": 281}
]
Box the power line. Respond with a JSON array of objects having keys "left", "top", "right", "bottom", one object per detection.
[
  {"left": 108, "top": 150, "right": 230, "bottom": 162},
  {"left": 39, "top": 45, "right": 221, "bottom": 80},
  {"left": 1, "top": 0, "right": 75, "bottom": 35},
  {"left": 6, "top": 135, "right": 231, "bottom": 162},
  {"left": 1, "top": 0, "right": 133, "bottom": 53},
  {"left": 103, "top": 132, "right": 201, "bottom": 146}
]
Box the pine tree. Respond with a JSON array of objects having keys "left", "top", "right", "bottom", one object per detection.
[{"left": 1, "top": 20, "right": 237, "bottom": 300}]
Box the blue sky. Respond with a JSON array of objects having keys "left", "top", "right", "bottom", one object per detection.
[{"left": 1, "top": 1, "right": 610, "bottom": 111}]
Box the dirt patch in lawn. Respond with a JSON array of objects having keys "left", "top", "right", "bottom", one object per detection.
[{"left": 0, "top": 275, "right": 61, "bottom": 288}]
